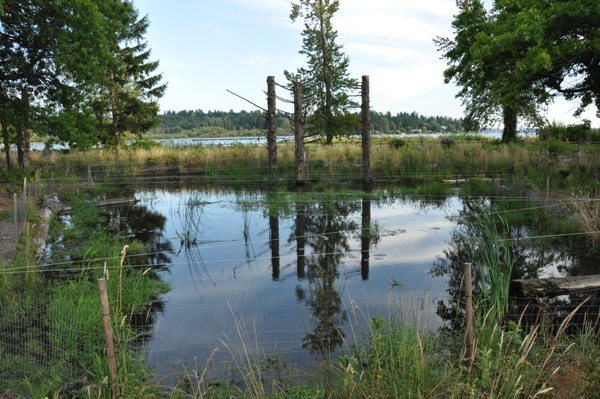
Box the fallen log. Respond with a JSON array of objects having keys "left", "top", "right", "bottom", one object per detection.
[
  {"left": 510, "top": 275, "right": 600, "bottom": 297},
  {"left": 442, "top": 177, "right": 495, "bottom": 184},
  {"left": 59, "top": 197, "right": 138, "bottom": 214},
  {"left": 95, "top": 197, "right": 138, "bottom": 208}
]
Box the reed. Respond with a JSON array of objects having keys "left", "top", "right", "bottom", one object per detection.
[
  {"left": 19, "top": 137, "right": 600, "bottom": 195},
  {"left": 464, "top": 202, "right": 514, "bottom": 323}
]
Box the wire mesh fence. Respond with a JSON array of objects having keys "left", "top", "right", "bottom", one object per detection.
[{"left": 2, "top": 273, "right": 600, "bottom": 395}]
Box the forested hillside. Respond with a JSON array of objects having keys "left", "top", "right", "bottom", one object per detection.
[{"left": 148, "top": 109, "right": 463, "bottom": 137}]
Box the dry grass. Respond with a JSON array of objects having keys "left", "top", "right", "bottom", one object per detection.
[{"left": 568, "top": 193, "right": 600, "bottom": 246}]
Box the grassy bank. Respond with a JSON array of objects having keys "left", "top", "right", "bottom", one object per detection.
[
  {"left": 13, "top": 135, "right": 598, "bottom": 196},
  {"left": 1, "top": 136, "right": 600, "bottom": 397},
  {"left": 0, "top": 192, "right": 169, "bottom": 397}
]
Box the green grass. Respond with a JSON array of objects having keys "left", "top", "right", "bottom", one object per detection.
[
  {"left": 3, "top": 138, "right": 600, "bottom": 397},
  {"left": 0, "top": 191, "right": 169, "bottom": 397}
]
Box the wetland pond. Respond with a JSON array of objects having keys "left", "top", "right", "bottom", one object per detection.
[{"left": 47, "top": 185, "right": 599, "bottom": 381}]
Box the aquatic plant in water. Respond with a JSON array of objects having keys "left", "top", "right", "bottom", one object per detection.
[{"left": 463, "top": 202, "right": 513, "bottom": 323}]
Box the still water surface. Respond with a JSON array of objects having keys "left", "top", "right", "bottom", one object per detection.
[
  {"left": 130, "top": 189, "right": 460, "bottom": 377},
  {"left": 51, "top": 186, "right": 590, "bottom": 381}
]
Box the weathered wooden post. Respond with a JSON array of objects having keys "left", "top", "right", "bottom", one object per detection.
[
  {"left": 361, "top": 195, "right": 371, "bottom": 280},
  {"left": 267, "top": 76, "right": 278, "bottom": 174},
  {"left": 464, "top": 262, "right": 474, "bottom": 374},
  {"left": 22, "top": 178, "right": 27, "bottom": 229},
  {"left": 294, "top": 82, "right": 308, "bottom": 185},
  {"left": 269, "top": 208, "right": 280, "bottom": 281},
  {"left": 98, "top": 278, "right": 120, "bottom": 399},
  {"left": 295, "top": 196, "right": 306, "bottom": 279},
  {"left": 13, "top": 193, "right": 18, "bottom": 245},
  {"left": 88, "top": 165, "right": 94, "bottom": 185},
  {"left": 34, "top": 169, "right": 39, "bottom": 200},
  {"left": 361, "top": 76, "right": 372, "bottom": 188}
]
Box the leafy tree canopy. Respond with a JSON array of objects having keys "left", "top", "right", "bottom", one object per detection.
[
  {"left": 0, "top": 0, "right": 165, "bottom": 163},
  {"left": 436, "top": 0, "right": 600, "bottom": 142}
]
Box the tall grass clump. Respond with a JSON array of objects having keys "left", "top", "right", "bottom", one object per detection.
[
  {"left": 568, "top": 192, "right": 600, "bottom": 248},
  {"left": 462, "top": 202, "right": 514, "bottom": 323},
  {"left": 349, "top": 314, "right": 443, "bottom": 398}
]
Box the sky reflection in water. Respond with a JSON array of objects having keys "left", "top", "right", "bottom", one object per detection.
[{"left": 133, "top": 188, "right": 462, "bottom": 379}]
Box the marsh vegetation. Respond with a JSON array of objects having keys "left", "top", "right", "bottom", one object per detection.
[{"left": 1, "top": 135, "right": 600, "bottom": 398}]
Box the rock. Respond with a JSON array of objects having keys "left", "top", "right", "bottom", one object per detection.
[{"left": 41, "top": 193, "right": 63, "bottom": 213}]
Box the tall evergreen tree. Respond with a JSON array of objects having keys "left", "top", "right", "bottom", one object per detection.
[
  {"left": 93, "top": 1, "right": 166, "bottom": 154},
  {"left": 284, "top": 0, "right": 358, "bottom": 145}
]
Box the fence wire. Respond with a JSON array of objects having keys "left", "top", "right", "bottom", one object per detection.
[{"left": 2, "top": 278, "right": 600, "bottom": 395}]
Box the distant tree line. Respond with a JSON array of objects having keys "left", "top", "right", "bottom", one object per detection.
[{"left": 150, "top": 109, "right": 462, "bottom": 136}]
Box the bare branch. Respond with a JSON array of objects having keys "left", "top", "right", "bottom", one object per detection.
[{"left": 226, "top": 89, "right": 267, "bottom": 112}]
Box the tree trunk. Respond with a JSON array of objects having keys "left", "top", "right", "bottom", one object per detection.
[
  {"left": 318, "top": 0, "right": 333, "bottom": 145},
  {"left": 18, "top": 89, "right": 31, "bottom": 170},
  {"left": 266, "top": 76, "right": 277, "bottom": 173},
  {"left": 109, "top": 72, "right": 120, "bottom": 156},
  {"left": 502, "top": 105, "right": 518, "bottom": 142},
  {"left": 17, "top": 128, "right": 30, "bottom": 171},
  {"left": 294, "top": 82, "right": 308, "bottom": 185},
  {"left": 361, "top": 76, "right": 372, "bottom": 187},
  {"left": 0, "top": 116, "right": 11, "bottom": 171}
]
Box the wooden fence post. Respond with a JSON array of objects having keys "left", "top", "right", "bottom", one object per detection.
[
  {"left": 98, "top": 278, "right": 120, "bottom": 399},
  {"left": 13, "top": 193, "right": 18, "bottom": 245},
  {"left": 464, "top": 262, "right": 474, "bottom": 374},
  {"left": 361, "top": 75, "right": 372, "bottom": 188},
  {"left": 88, "top": 165, "right": 94, "bottom": 185},
  {"left": 294, "top": 82, "right": 308, "bottom": 185},
  {"left": 267, "top": 76, "right": 278, "bottom": 174},
  {"left": 34, "top": 169, "right": 39, "bottom": 200},
  {"left": 22, "top": 178, "right": 27, "bottom": 230}
]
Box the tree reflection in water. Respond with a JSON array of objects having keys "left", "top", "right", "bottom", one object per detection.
[
  {"left": 431, "top": 197, "right": 600, "bottom": 333},
  {"left": 290, "top": 196, "right": 361, "bottom": 355},
  {"left": 106, "top": 202, "right": 172, "bottom": 332}
]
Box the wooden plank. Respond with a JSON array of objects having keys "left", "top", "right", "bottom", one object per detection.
[
  {"left": 60, "top": 197, "right": 138, "bottom": 214},
  {"left": 511, "top": 275, "right": 600, "bottom": 297},
  {"left": 95, "top": 197, "right": 138, "bottom": 208}
]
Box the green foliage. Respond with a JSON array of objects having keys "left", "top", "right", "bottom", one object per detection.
[
  {"left": 464, "top": 202, "right": 513, "bottom": 323},
  {"left": 150, "top": 108, "right": 463, "bottom": 138},
  {"left": 351, "top": 315, "right": 444, "bottom": 397},
  {"left": 285, "top": 0, "right": 359, "bottom": 144},
  {"left": 538, "top": 120, "right": 597, "bottom": 142},
  {"left": 0, "top": 0, "right": 125, "bottom": 162},
  {"left": 437, "top": 0, "right": 600, "bottom": 140},
  {"left": 125, "top": 136, "right": 163, "bottom": 151},
  {"left": 93, "top": 1, "right": 166, "bottom": 152},
  {"left": 435, "top": 0, "right": 552, "bottom": 142},
  {"left": 388, "top": 138, "right": 405, "bottom": 149},
  {"left": 459, "top": 178, "right": 496, "bottom": 197}
]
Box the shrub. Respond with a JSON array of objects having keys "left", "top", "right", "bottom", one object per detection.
[
  {"left": 538, "top": 120, "right": 597, "bottom": 142},
  {"left": 440, "top": 136, "right": 456, "bottom": 148},
  {"left": 388, "top": 138, "right": 405, "bottom": 149}
]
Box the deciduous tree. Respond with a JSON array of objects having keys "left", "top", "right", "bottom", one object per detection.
[
  {"left": 435, "top": 0, "right": 552, "bottom": 142},
  {"left": 0, "top": 0, "right": 112, "bottom": 167}
]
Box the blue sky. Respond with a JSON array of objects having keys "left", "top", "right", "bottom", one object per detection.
[{"left": 136, "top": 0, "right": 600, "bottom": 127}]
